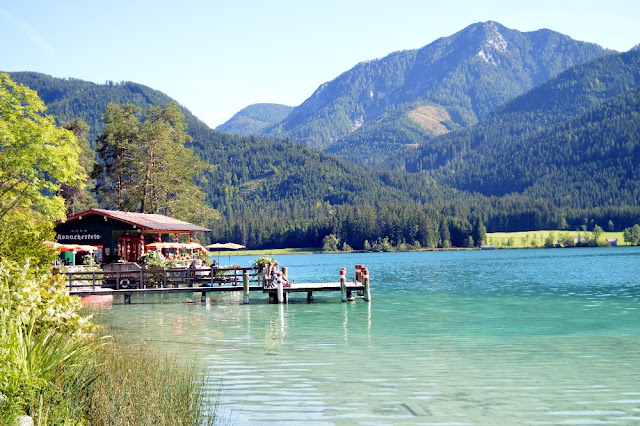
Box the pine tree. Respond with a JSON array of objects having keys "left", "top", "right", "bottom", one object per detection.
[{"left": 92, "top": 103, "right": 141, "bottom": 210}]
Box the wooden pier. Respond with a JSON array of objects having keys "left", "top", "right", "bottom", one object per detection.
[{"left": 59, "top": 264, "right": 371, "bottom": 305}]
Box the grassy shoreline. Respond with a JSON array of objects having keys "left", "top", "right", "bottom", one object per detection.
[{"left": 228, "top": 230, "right": 629, "bottom": 256}]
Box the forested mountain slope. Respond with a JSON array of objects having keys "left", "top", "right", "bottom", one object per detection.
[
  {"left": 7, "top": 72, "right": 207, "bottom": 147},
  {"left": 7, "top": 67, "right": 640, "bottom": 249},
  {"left": 390, "top": 49, "right": 640, "bottom": 208},
  {"left": 263, "top": 21, "right": 610, "bottom": 152},
  {"left": 216, "top": 103, "right": 293, "bottom": 136}
]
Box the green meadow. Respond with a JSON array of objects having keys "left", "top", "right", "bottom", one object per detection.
[{"left": 486, "top": 230, "right": 627, "bottom": 248}]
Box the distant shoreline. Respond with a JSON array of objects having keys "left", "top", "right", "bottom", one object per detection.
[{"left": 226, "top": 230, "right": 629, "bottom": 256}]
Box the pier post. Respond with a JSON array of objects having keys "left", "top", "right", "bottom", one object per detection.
[
  {"left": 307, "top": 291, "right": 314, "bottom": 303},
  {"left": 277, "top": 272, "right": 284, "bottom": 304},
  {"left": 201, "top": 292, "right": 206, "bottom": 303},
  {"left": 243, "top": 269, "right": 250, "bottom": 304},
  {"left": 124, "top": 293, "right": 131, "bottom": 304},
  {"left": 340, "top": 267, "right": 347, "bottom": 302},
  {"left": 363, "top": 267, "right": 371, "bottom": 301},
  {"left": 356, "top": 264, "right": 364, "bottom": 296}
]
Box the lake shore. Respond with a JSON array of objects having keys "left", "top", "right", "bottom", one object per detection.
[{"left": 228, "top": 230, "right": 628, "bottom": 256}]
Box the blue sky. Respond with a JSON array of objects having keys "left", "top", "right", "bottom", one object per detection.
[{"left": 1, "top": 0, "right": 638, "bottom": 128}]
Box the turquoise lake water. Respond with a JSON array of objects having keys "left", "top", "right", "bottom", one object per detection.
[{"left": 94, "top": 247, "right": 640, "bottom": 424}]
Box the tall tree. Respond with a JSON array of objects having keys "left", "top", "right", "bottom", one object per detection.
[
  {"left": 59, "top": 118, "right": 96, "bottom": 215},
  {"left": 92, "top": 103, "right": 141, "bottom": 210},
  {"left": 93, "top": 103, "right": 217, "bottom": 225},
  {"left": 0, "top": 73, "right": 83, "bottom": 268},
  {"left": 471, "top": 217, "right": 487, "bottom": 247}
]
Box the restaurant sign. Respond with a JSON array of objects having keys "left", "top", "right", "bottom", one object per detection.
[{"left": 56, "top": 233, "right": 103, "bottom": 241}]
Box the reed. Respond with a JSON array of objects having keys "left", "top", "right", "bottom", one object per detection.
[{"left": 84, "top": 340, "right": 216, "bottom": 425}]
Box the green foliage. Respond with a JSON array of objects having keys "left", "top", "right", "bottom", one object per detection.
[
  {"left": 251, "top": 255, "right": 276, "bottom": 273},
  {"left": 217, "top": 103, "right": 294, "bottom": 136},
  {"left": 623, "top": 224, "right": 640, "bottom": 245},
  {"left": 0, "top": 260, "right": 98, "bottom": 423},
  {"left": 139, "top": 250, "right": 168, "bottom": 268},
  {"left": 59, "top": 118, "right": 97, "bottom": 216},
  {"left": 84, "top": 339, "right": 215, "bottom": 425},
  {"left": 544, "top": 232, "right": 556, "bottom": 248},
  {"left": 91, "top": 103, "right": 141, "bottom": 210},
  {"left": 472, "top": 218, "right": 487, "bottom": 247},
  {"left": 0, "top": 214, "right": 58, "bottom": 273},
  {"left": 322, "top": 234, "right": 340, "bottom": 252},
  {"left": 93, "top": 103, "right": 217, "bottom": 225},
  {"left": 0, "top": 73, "right": 83, "bottom": 224},
  {"left": 396, "top": 50, "right": 640, "bottom": 210}
]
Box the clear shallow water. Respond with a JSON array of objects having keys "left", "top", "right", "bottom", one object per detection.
[{"left": 94, "top": 247, "right": 640, "bottom": 424}]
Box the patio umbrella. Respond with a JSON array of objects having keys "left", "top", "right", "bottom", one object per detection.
[
  {"left": 145, "top": 242, "right": 184, "bottom": 250},
  {"left": 52, "top": 243, "right": 98, "bottom": 266},
  {"left": 205, "top": 242, "right": 246, "bottom": 264},
  {"left": 182, "top": 242, "right": 207, "bottom": 253},
  {"left": 205, "top": 242, "right": 246, "bottom": 250},
  {"left": 53, "top": 243, "right": 98, "bottom": 252}
]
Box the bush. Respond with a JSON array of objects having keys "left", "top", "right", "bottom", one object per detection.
[
  {"left": 0, "top": 260, "right": 98, "bottom": 424},
  {"left": 139, "top": 250, "right": 168, "bottom": 268}
]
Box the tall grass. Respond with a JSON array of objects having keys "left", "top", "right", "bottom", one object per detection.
[
  {"left": 84, "top": 340, "right": 216, "bottom": 425},
  {"left": 0, "top": 318, "right": 101, "bottom": 424}
]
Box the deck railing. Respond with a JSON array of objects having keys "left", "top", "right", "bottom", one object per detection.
[{"left": 55, "top": 266, "right": 261, "bottom": 292}]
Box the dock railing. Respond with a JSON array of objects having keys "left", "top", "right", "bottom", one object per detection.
[{"left": 57, "top": 265, "right": 261, "bottom": 292}]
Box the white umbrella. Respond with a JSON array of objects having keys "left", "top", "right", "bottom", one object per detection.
[{"left": 205, "top": 242, "right": 246, "bottom": 264}]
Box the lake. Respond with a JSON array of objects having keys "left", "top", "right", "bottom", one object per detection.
[{"left": 94, "top": 247, "right": 640, "bottom": 424}]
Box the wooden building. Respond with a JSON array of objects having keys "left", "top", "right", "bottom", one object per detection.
[{"left": 54, "top": 209, "right": 211, "bottom": 262}]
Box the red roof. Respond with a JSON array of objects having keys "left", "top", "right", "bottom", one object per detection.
[{"left": 62, "top": 209, "right": 211, "bottom": 233}]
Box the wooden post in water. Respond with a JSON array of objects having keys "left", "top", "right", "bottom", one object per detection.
[
  {"left": 124, "top": 293, "right": 131, "bottom": 304},
  {"left": 277, "top": 271, "right": 284, "bottom": 304},
  {"left": 363, "top": 266, "right": 371, "bottom": 301},
  {"left": 243, "top": 269, "right": 250, "bottom": 304},
  {"left": 340, "top": 267, "right": 347, "bottom": 302}
]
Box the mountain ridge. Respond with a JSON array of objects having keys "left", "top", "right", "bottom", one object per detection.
[
  {"left": 216, "top": 103, "right": 293, "bottom": 136},
  {"left": 236, "top": 21, "right": 613, "bottom": 157}
]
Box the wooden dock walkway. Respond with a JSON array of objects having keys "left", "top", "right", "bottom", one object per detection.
[{"left": 59, "top": 265, "right": 371, "bottom": 304}]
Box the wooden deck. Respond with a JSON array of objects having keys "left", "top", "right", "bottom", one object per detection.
[{"left": 59, "top": 265, "right": 370, "bottom": 304}]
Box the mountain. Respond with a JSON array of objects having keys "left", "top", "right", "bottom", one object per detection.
[
  {"left": 393, "top": 49, "right": 640, "bottom": 209},
  {"left": 6, "top": 72, "right": 213, "bottom": 148},
  {"left": 216, "top": 103, "right": 293, "bottom": 136},
  {"left": 3, "top": 71, "right": 484, "bottom": 248},
  {"left": 260, "top": 21, "right": 611, "bottom": 155},
  {"left": 6, "top": 43, "right": 640, "bottom": 249}
]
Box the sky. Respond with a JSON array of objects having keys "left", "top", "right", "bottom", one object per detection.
[{"left": 1, "top": 1, "right": 639, "bottom": 128}]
